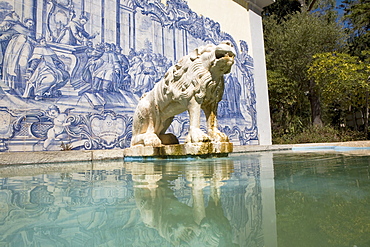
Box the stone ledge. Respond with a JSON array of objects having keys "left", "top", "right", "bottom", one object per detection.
[
  {"left": 92, "top": 149, "right": 125, "bottom": 160},
  {"left": 0, "top": 149, "right": 125, "bottom": 166},
  {"left": 3, "top": 141, "right": 370, "bottom": 166},
  {"left": 123, "top": 142, "right": 233, "bottom": 159},
  {"left": 233, "top": 144, "right": 292, "bottom": 153},
  {"left": 0, "top": 150, "right": 92, "bottom": 165}
]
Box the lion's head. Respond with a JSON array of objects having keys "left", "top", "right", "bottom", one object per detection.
[
  {"left": 190, "top": 41, "right": 235, "bottom": 74},
  {"left": 167, "top": 42, "right": 235, "bottom": 103},
  {"left": 212, "top": 41, "right": 235, "bottom": 75}
]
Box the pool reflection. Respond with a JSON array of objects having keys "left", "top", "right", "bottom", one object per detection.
[{"left": 0, "top": 154, "right": 277, "bottom": 247}]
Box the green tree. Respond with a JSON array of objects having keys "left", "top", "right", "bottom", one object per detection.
[
  {"left": 308, "top": 52, "right": 370, "bottom": 130},
  {"left": 340, "top": 0, "right": 370, "bottom": 58},
  {"left": 268, "top": 70, "right": 306, "bottom": 135},
  {"left": 262, "top": 0, "right": 302, "bottom": 23},
  {"left": 264, "top": 9, "right": 345, "bottom": 130}
]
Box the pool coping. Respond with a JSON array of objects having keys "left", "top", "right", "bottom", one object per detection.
[{"left": 1, "top": 141, "right": 370, "bottom": 165}]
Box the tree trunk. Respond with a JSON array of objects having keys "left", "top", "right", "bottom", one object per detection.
[
  {"left": 352, "top": 108, "right": 358, "bottom": 131},
  {"left": 309, "top": 80, "right": 323, "bottom": 127}
]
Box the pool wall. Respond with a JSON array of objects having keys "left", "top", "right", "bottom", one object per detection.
[
  {"left": 0, "top": 144, "right": 290, "bottom": 165},
  {"left": 0, "top": 0, "right": 273, "bottom": 153},
  {"left": 3, "top": 141, "right": 370, "bottom": 166}
]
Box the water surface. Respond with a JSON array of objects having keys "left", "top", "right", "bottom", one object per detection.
[
  {"left": 274, "top": 152, "right": 370, "bottom": 247},
  {"left": 0, "top": 151, "right": 369, "bottom": 247}
]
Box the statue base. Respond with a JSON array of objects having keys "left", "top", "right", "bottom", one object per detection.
[{"left": 124, "top": 142, "right": 233, "bottom": 160}]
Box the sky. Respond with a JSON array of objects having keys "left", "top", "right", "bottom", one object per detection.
[{"left": 335, "top": 0, "right": 344, "bottom": 16}]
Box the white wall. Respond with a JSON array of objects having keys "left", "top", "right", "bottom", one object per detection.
[{"left": 187, "top": 0, "right": 272, "bottom": 145}]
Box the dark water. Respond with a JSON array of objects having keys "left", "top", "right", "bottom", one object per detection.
[
  {"left": 0, "top": 151, "right": 369, "bottom": 247},
  {"left": 273, "top": 152, "right": 370, "bottom": 247}
]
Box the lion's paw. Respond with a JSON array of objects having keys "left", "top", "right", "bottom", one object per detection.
[
  {"left": 209, "top": 129, "right": 229, "bottom": 142},
  {"left": 186, "top": 128, "right": 211, "bottom": 143},
  {"left": 144, "top": 133, "right": 162, "bottom": 147}
]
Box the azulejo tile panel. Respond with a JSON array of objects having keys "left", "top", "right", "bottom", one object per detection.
[{"left": 0, "top": 0, "right": 258, "bottom": 152}]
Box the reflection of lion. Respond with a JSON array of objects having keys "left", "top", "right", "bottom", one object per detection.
[{"left": 131, "top": 41, "right": 235, "bottom": 147}]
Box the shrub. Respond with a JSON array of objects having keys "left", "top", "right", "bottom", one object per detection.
[{"left": 273, "top": 125, "right": 366, "bottom": 144}]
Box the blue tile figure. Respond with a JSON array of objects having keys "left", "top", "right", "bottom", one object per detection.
[
  {"left": 0, "top": 11, "right": 36, "bottom": 96},
  {"left": 43, "top": 104, "right": 72, "bottom": 150},
  {"left": 0, "top": 0, "right": 259, "bottom": 152},
  {"left": 56, "top": 14, "right": 98, "bottom": 46},
  {"left": 23, "top": 37, "right": 69, "bottom": 100}
]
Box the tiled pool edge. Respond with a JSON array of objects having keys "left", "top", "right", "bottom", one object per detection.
[{"left": 1, "top": 141, "right": 370, "bottom": 165}]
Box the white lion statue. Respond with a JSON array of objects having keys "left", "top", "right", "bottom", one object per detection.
[{"left": 130, "top": 41, "right": 235, "bottom": 147}]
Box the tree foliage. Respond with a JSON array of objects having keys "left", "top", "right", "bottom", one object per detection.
[
  {"left": 341, "top": 0, "right": 370, "bottom": 58},
  {"left": 264, "top": 10, "right": 344, "bottom": 80},
  {"left": 264, "top": 8, "right": 345, "bottom": 131},
  {"left": 262, "top": 0, "right": 302, "bottom": 23},
  {"left": 308, "top": 51, "right": 370, "bottom": 132},
  {"left": 308, "top": 52, "right": 369, "bottom": 110},
  {"left": 268, "top": 70, "right": 308, "bottom": 134},
  {"left": 264, "top": 0, "right": 370, "bottom": 143}
]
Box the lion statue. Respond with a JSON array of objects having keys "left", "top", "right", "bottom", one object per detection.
[{"left": 130, "top": 41, "right": 235, "bottom": 147}]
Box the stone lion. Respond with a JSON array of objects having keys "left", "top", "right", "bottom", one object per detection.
[{"left": 130, "top": 41, "right": 235, "bottom": 147}]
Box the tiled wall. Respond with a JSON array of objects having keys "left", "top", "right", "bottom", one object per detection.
[{"left": 0, "top": 0, "right": 258, "bottom": 152}]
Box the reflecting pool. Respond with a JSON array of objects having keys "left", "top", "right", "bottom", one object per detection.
[
  {"left": 274, "top": 151, "right": 370, "bottom": 247},
  {"left": 0, "top": 151, "right": 369, "bottom": 247}
]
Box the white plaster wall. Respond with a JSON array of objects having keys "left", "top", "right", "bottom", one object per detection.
[
  {"left": 187, "top": 0, "right": 272, "bottom": 145},
  {"left": 186, "top": 0, "right": 252, "bottom": 45},
  {"left": 248, "top": 11, "right": 272, "bottom": 145}
]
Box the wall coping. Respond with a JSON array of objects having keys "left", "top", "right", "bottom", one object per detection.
[{"left": 232, "top": 0, "right": 275, "bottom": 14}]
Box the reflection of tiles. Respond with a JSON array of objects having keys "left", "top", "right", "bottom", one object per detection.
[{"left": 0, "top": 154, "right": 269, "bottom": 246}]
